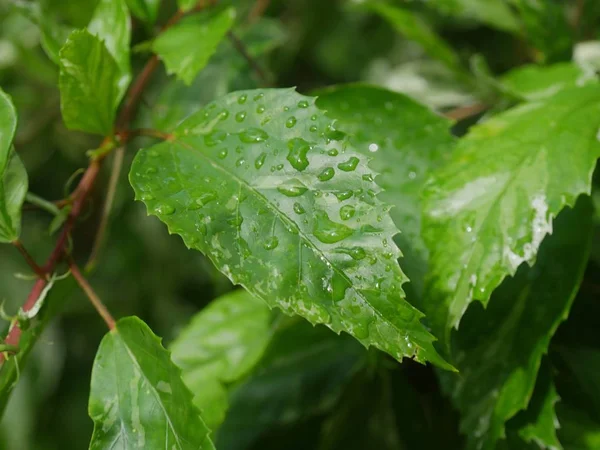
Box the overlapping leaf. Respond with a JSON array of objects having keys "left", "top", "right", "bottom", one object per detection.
[
  {"left": 0, "top": 88, "right": 27, "bottom": 244},
  {"left": 423, "top": 85, "right": 600, "bottom": 344},
  {"left": 315, "top": 84, "right": 455, "bottom": 302},
  {"left": 88, "top": 317, "right": 214, "bottom": 450},
  {"left": 170, "top": 289, "right": 275, "bottom": 429},
  {"left": 439, "top": 199, "right": 592, "bottom": 450},
  {"left": 129, "top": 88, "right": 451, "bottom": 369},
  {"left": 126, "top": 0, "right": 160, "bottom": 24}
]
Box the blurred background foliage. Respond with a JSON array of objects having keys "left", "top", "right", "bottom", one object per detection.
[{"left": 0, "top": 0, "right": 599, "bottom": 448}]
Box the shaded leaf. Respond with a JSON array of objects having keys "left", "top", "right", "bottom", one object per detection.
[
  {"left": 422, "top": 85, "right": 600, "bottom": 344},
  {"left": 0, "top": 88, "right": 27, "bottom": 244},
  {"left": 125, "top": 0, "right": 161, "bottom": 24},
  {"left": 423, "top": 0, "right": 520, "bottom": 33},
  {"left": 439, "top": 198, "right": 593, "bottom": 450},
  {"left": 170, "top": 289, "right": 274, "bottom": 429},
  {"left": 178, "top": 0, "right": 198, "bottom": 13},
  {"left": 88, "top": 316, "right": 214, "bottom": 450},
  {"left": 59, "top": 30, "right": 122, "bottom": 135},
  {"left": 129, "top": 88, "right": 450, "bottom": 369},
  {"left": 556, "top": 404, "right": 600, "bottom": 450},
  {"left": 152, "top": 7, "right": 236, "bottom": 85},
  {"left": 315, "top": 84, "right": 455, "bottom": 303}
]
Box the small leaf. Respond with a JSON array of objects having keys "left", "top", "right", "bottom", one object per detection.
[
  {"left": 126, "top": 0, "right": 161, "bottom": 24},
  {"left": 152, "top": 7, "right": 236, "bottom": 85},
  {"left": 439, "top": 198, "right": 593, "bottom": 450},
  {"left": 88, "top": 316, "right": 215, "bottom": 450},
  {"left": 423, "top": 85, "right": 600, "bottom": 344},
  {"left": 423, "top": 0, "right": 520, "bottom": 33},
  {"left": 129, "top": 88, "right": 451, "bottom": 369},
  {"left": 58, "top": 30, "right": 122, "bottom": 135},
  {"left": 315, "top": 84, "right": 455, "bottom": 302},
  {"left": 0, "top": 88, "right": 28, "bottom": 244},
  {"left": 170, "top": 289, "right": 274, "bottom": 429}
]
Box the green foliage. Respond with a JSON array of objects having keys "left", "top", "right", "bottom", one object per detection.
[{"left": 0, "top": 1, "right": 599, "bottom": 449}]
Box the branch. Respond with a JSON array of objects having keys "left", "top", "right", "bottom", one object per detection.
[
  {"left": 228, "top": 31, "right": 273, "bottom": 87},
  {"left": 11, "top": 240, "right": 46, "bottom": 280},
  {"left": 69, "top": 260, "right": 115, "bottom": 330}
]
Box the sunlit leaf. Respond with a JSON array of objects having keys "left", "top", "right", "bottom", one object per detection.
[{"left": 125, "top": 0, "right": 160, "bottom": 24}]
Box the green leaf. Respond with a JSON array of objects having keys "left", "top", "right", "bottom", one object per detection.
[
  {"left": 58, "top": 29, "right": 122, "bottom": 135},
  {"left": 439, "top": 198, "right": 593, "bottom": 450},
  {"left": 88, "top": 316, "right": 215, "bottom": 450},
  {"left": 216, "top": 319, "right": 365, "bottom": 450},
  {"left": 129, "top": 87, "right": 451, "bottom": 369},
  {"left": 88, "top": 0, "right": 132, "bottom": 97},
  {"left": 0, "top": 88, "right": 27, "bottom": 244},
  {"left": 366, "top": 2, "right": 464, "bottom": 76},
  {"left": 315, "top": 84, "right": 455, "bottom": 303},
  {"left": 170, "top": 289, "right": 274, "bottom": 429},
  {"left": 125, "top": 0, "right": 161, "bottom": 24},
  {"left": 178, "top": 0, "right": 198, "bottom": 13},
  {"left": 424, "top": 0, "right": 520, "bottom": 33},
  {"left": 556, "top": 404, "right": 600, "bottom": 450},
  {"left": 422, "top": 85, "right": 600, "bottom": 344},
  {"left": 152, "top": 7, "right": 236, "bottom": 85}
]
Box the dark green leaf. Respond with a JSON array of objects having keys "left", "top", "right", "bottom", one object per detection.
[
  {"left": 423, "top": 0, "right": 520, "bottom": 33},
  {"left": 125, "top": 0, "right": 161, "bottom": 24},
  {"left": 152, "top": 7, "right": 236, "bottom": 85},
  {"left": 314, "top": 84, "right": 455, "bottom": 302},
  {"left": 439, "top": 198, "right": 593, "bottom": 450},
  {"left": 556, "top": 404, "right": 600, "bottom": 450},
  {"left": 177, "top": 0, "right": 198, "bottom": 13},
  {"left": 129, "top": 88, "right": 451, "bottom": 369},
  {"left": 0, "top": 88, "right": 27, "bottom": 244},
  {"left": 58, "top": 29, "right": 122, "bottom": 135},
  {"left": 423, "top": 85, "right": 600, "bottom": 344},
  {"left": 88, "top": 316, "right": 215, "bottom": 450},
  {"left": 170, "top": 289, "right": 274, "bottom": 429}
]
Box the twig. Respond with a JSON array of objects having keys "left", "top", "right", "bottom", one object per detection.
[
  {"left": 249, "top": 0, "right": 271, "bottom": 22},
  {"left": 444, "top": 103, "right": 487, "bottom": 121},
  {"left": 11, "top": 241, "right": 46, "bottom": 280},
  {"left": 69, "top": 260, "right": 115, "bottom": 330},
  {"left": 24, "top": 192, "right": 61, "bottom": 216},
  {"left": 228, "top": 31, "right": 273, "bottom": 87}
]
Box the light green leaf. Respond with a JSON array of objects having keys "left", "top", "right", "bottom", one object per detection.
[
  {"left": 424, "top": 0, "right": 520, "bottom": 33},
  {"left": 314, "top": 84, "right": 455, "bottom": 302},
  {"left": 439, "top": 198, "right": 592, "bottom": 450},
  {"left": 152, "top": 7, "right": 236, "bottom": 85},
  {"left": 125, "top": 0, "right": 161, "bottom": 24},
  {"left": 129, "top": 88, "right": 451, "bottom": 369},
  {"left": 88, "top": 316, "right": 215, "bottom": 450},
  {"left": 367, "top": 2, "right": 464, "bottom": 75},
  {"left": 178, "top": 0, "right": 198, "bottom": 13},
  {"left": 216, "top": 319, "right": 365, "bottom": 450},
  {"left": 170, "top": 289, "right": 274, "bottom": 429},
  {"left": 88, "top": 0, "right": 132, "bottom": 98},
  {"left": 422, "top": 85, "right": 600, "bottom": 344},
  {"left": 59, "top": 29, "right": 122, "bottom": 135},
  {"left": 0, "top": 88, "right": 27, "bottom": 244}
]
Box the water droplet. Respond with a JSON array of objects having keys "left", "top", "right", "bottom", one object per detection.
[
  {"left": 237, "top": 94, "right": 248, "bottom": 104},
  {"left": 310, "top": 114, "right": 317, "bottom": 121},
  {"left": 338, "top": 157, "right": 359, "bottom": 172},
  {"left": 339, "top": 205, "right": 355, "bottom": 220},
  {"left": 368, "top": 143, "right": 379, "bottom": 152},
  {"left": 313, "top": 211, "right": 353, "bottom": 244},
  {"left": 256, "top": 105, "right": 265, "bottom": 114},
  {"left": 218, "top": 149, "right": 228, "bottom": 159},
  {"left": 239, "top": 128, "right": 268, "bottom": 143},
  {"left": 335, "top": 190, "right": 353, "bottom": 201},
  {"left": 361, "top": 224, "right": 382, "bottom": 233},
  {"left": 140, "top": 193, "right": 154, "bottom": 201},
  {"left": 298, "top": 100, "right": 309, "bottom": 108},
  {"left": 286, "top": 138, "right": 310, "bottom": 171},
  {"left": 155, "top": 204, "right": 174, "bottom": 215},
  {"left": 408, "top": 171, "right": 417, "bottom": 180},
  {"left": 362, "top": 174, "right": 373, "bottom": 182},
  {"left": 235, "top": 111, "right": 247, "bottom": 122},
  {"left": 218, "top": 110, "right": 229, "bottom": 121},
  {"left": 317, "top": 167, "right": 334, "bottom": 181},
  {"left": 277, "top": 179, "right": 308, "bottom": 197},
  {"left": 196, "top": 192, "right": 216, "bottom": 206},
  {"left": 263, "top": 236, "right": 279, "bottom": 250},
  {"left": 227, "top": 215, "right": 243, "bottom": 227},
  {"left": 327, "top": 148, "right": 339, "bottom": 156},
  {"left": 204, "top": 130, "right": 227, "bottom": 147},
  {"left": 309, "top": 125, "right": 317, "bottom": 133},
  {"left": 285, "top": 116, "right": 297, "bottom": 128},
  {"left": 325, "top": 129, "right": 345, "bottom": 141},
  {"left": 255, "top": 152, "right": 266, "bottom": 169},
  {"left": 253, "top": 93, "right": 264, "bottom": 101},
  {"left": 236, "top": 157, "right": 246, "bottom": 167},
  {"left": 337, "top": 247, "right": 366, "bottom": 260},
  {"left": 327, "top": 271, "right": 348, "bottom": 302},
  {"left": 293, "top": 202, "right": 305, "bottom": 214},
  {"left": 276, "top": 163, "right": 284, "bottom": 170},
  {"left": 466, "top": 226, "right": 473, "bottom": 233}
]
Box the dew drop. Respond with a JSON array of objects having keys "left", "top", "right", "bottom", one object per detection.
[
  {"left": 204, "top": 130, "right": 227, "bottom": 147},
  {"left": 196, "top": 192, "right": 216, "bottom": 206},
  {"left": 335, "top": 190, "right": 353, "bottom": 201},
  {"left": 286, "top": 138, "right": 310, "bottom": 171},
  {"left": 368, "top": 143, "right": 379, "bottom": 152},
  {"left": 217, "top": 149, "right": 228, "bottom": 159},
  {"left": 293, "top": 202, "right": 305, "bottom": 214},
  {"left": 285, "top": 116, "right": 297, "bottom": 128},
  {"left": 313, "top": 211, "right": 353, "bottom": 244},
  {"left": 237, "top": 94, "right": 248, "bottom": 104},
  {"left": 256, "top": 105, "right": 265, "bottom": 114},
  {"left": 263, "top": 236, "right": 279, "bottom": 250},
  {"left": 362, "top": 174, "right": 373, "bottom": 182},
  {"left": 318, "top": 167, "right": 335, "bottom": 181},
  {"left": 327, "top": 148, "right": 339, "bottom": 156},
  {"left": 155, "top": 204, "right": 174, "bottom": 215},
  {"left": 338, "top": 156, "right": 359, "bottom": 172},
  {"left": 227, "top": 215, "right": 243, "bottom": 227},
  {"left": 310, "top": 114, "right": 317, "bottom": 121},
  {"left": 277, "top": 179, "right": 308, "bottom": 197},
  {"left": 309, "top": 125, "right": 317, "bottom": 133},
  {"left": 140, "top": 193, "right": 154, "bottom": 201},
  {"left": 255, "top": 152, "right": 267, "bottom": 169},
  {"left": 239, "top": 128, "right": 268, "bottom": 143},
  {"left": 253, "top": 93, "right": 264, "bottom": 101},
  {"left": 298, "top": 100, "right": 309, "bottom": 108},
  {"left": 235, "top": 111, "right": 247, "bottom": 122},
  {"left": 236, "top": 157, "right": 246, "bottom": 167},
  {"left": 339, "top": 205, "right": 355, "bottom": 220},
  {"left": 218, "top": 110, "right": 229, "bottom": 121}
]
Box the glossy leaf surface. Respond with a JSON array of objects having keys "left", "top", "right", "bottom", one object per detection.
[
  {"left": 423, "top": 85, "right": 600, "bottom": 343},
  {"left": 88, "top": 317, "right": 215, "bottom": 450},
  {"left": 130, "top": 88, "right": 450, "bottom": 369}
]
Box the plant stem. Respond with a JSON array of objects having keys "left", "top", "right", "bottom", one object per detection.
[
  {"left": 25, "top": 192, "right": 61, "bottom": 216},
  {"left": 228, "top": 31, "right": 273, "bottom": 87},
  {"left": 444, "top": 103, "right": 487, "bottom": 121},
  {"left": 69, "top": 261, "right": 115, "bottom": 330},
  {"left": 11, "top": 240, "right": 46, "bottom": 280}
]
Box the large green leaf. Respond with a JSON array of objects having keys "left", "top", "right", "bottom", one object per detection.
[
  {"left": 58, "top": 30, "right": 122, "bottom": 135},
  {"left": 129, "top": 88, "right": 450, "bottom": 369},
  {"left": 0, "top": 88, "right": 27, "bottom": 244},
  {"left": 88, "top": 0, "right": 131, "bottom": 98},
  {"left": 216, "top": 319, "right": 365, "bottom": 450},
  {"left": 125, "top": 0, "right": 160, "bottom": 24},
  {"left": 424, "top": 0, "right": 520, "bottom": 33},
  {"left": 315, "top": 84, "right": 455, "bottom": 303},
  {"left": 439, "top": 198, "right": 593, "bottom": 450},
  {"left": 88, "top": 317, "right": 215, "bottom": 450},
  {"left": 422, "top": 85, "right": 600, "bottom": 344},
  {"left": 152, "top": 7, "right": 236, "bottom": 86},
  {"left": 170, "top": 289, "right": 274, "bottom": 429}
]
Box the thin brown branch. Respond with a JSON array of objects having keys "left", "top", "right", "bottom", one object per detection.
[
  {"left": 12, "top": 240, "right": 47, "bottom": 280},
  {"left": 228, "top": 31, "right": 273, "bottom": 87},
  {"left": 69, "top": 260, "right": 115, "bottom": 330},
  {"left": 444, "top": 103, "right": 487, "bottom": 121},
  {"left": 249, "top": 0, "right": 271, "bottom": 22}
]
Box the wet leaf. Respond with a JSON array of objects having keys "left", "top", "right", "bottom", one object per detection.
[
  {"left": 88, "top": 317, "right": 215, "bottom": 450},
  {"left": 129, "top": 88, "right": 451, "bottom": 369},
  {"left": 423, "top": 85, "right": 600, "bottom": 344}
]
